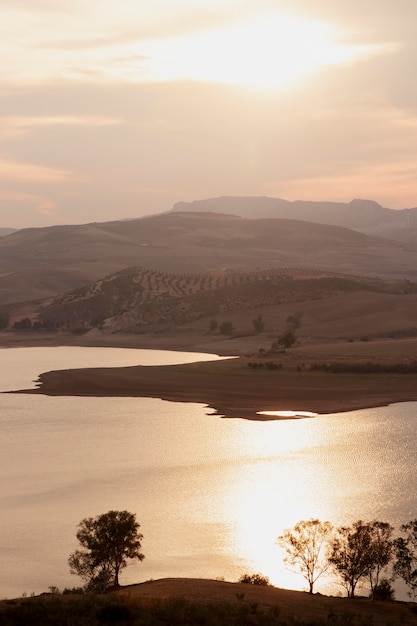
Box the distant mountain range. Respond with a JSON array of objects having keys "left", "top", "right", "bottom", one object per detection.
[{"left": 172, "top": 197, "right": 417, "bottom": 242}]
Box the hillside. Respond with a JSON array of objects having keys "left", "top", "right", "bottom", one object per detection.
[
  {"left": 0, "top": 227, "right": 17, "bottom": 238},
  {"left": 2, "top": 579, "right": 417, "bottom": 625},
  {"left": 2, "top": 211, "right": 417, "bottom": 305},
  {"left": 10, "top": 265, "right": 410, "bottom": 340},
  {"left": 173, "top": 196, "right": 417, "bottom": 242}
]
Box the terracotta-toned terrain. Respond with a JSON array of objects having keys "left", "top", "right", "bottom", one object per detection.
[
  {"left": 2, "top": 210, "right": 417, "bottom": 305},
  {"left": 116, "top": 578, "right": 417, "bottom": 625}
]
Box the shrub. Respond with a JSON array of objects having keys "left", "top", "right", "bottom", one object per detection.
[
  {"left": 219, "top": 320, "right": 234, "bottom": 336},
  {"left": 238, "top": 573, "right": 271, "bottom": 586},
  {"left": 371, "top": 578, "right": 395, "bottom": 601}
]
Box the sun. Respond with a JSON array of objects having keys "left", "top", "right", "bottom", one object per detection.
[{"left": 141, "top": 12, "right": 366, "bottom": 90}]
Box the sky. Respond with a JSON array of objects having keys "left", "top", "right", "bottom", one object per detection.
[{"left": 1, "top": 0, "right": 417, "bottom": 228}]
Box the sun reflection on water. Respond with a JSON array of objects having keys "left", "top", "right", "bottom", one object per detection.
[
  {"left": 258, "top": 410, "right": 318, "bottom": 419},
  {"left": 197, "top": 407, "right": 416, "bottom": 595}
]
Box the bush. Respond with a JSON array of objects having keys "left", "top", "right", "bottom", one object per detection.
[
  {"left": 252, "top": 313, "right": 264, "bottom": 333},
  {"left": 371, "top": 579, "right": 395, "bottom": 601},
  {"left": 238, "top": 573, "right": 271, "bottom": 586},
  {"left": 0, "top": 310, "right": 9, "bottom": 329},
  {"left": 219, "top": 320, "right": 234, "bottom": 336}
]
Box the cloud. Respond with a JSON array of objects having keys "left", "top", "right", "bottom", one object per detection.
[
  {"left": 127, "top": 185, "right": 182, "bottom": 197},
  {"left": 0, "top": 157, "right": 85, "bottom": 183},
  {"left": 0, "top": 116, "right": 122, "bottom": 139}
]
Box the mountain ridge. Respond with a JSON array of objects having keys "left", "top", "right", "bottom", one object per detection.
[{"left": 172, "top": 196, "right": 417, "bottom": 239}]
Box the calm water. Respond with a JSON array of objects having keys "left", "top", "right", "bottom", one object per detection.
[{"left": 0, "top": 347, "right": 416, "bottom": 599}]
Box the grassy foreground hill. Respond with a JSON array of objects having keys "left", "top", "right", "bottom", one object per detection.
[{"left": 2, "top": 579, "right": 417, "bottom": 625}]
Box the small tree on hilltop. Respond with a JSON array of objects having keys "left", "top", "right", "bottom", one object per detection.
[
  {"left": 367, "top": 521, "right": 394, "bottom": 600},
  {"left": 277, "top": 329, "right": 297, "bottom": 349},
  {"left": 252, "top": 313, "right": 265, "bottom": 334},
  {"left": 68, "top": 510, "right": 144, "bottom": 592},
  {"left": 277, "top": 519, "right": 333, "bottom": 594},
  {"left": 0, "top": 310, "right": 9, "bottom": 329},
  {"left": 219, "top": 320, "right": 234, "bottom": 336},
  {"left": 393, "top": 519, "right": 417, "bottom": 599},
  {"left": 330, "top": 520, "right": 393, "bottom": 598},
  {"left": 286, "top": 312, "right": 303, "bottom": 330},
  {"left": 209, "top": 318, "right": 218, "bottom": 332}
]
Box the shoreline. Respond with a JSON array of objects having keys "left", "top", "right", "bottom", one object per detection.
[
  {"left": 13, "top": 357, "right": 417, "bottom": 420},
  {"left": 4, "top": 331, "right": 417, "bottom": 419}
]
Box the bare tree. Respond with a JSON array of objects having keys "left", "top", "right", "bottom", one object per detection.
[{"left": 277, "top": 519, "right": 333, "bottom": 593}]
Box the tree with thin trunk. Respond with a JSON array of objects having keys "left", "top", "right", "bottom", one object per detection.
[
  {"left": 329, "top": 520, "right": 393, "bottom": 598},
  {"left": 367, "top": 521, "right": 394, "bottom": 600},
  {"left": 68, "top": 510, "right": 144, "bottom": 592},
  {"left": 393, "top": 519, "right": 417, "bottom": 599},
  {"left": 277, "top": 519, "right": 333, "bottom": 593}
]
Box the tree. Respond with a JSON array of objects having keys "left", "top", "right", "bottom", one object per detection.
[
  {"left": 330, "top": 520, "right": 393, "bottom": 598},
  {"left": 367, "top": 521, "right": 394, "bottom": 600},
  {"left": 393, "top": 519, "right": 417, "bottom": 599},
  {"left": 286, "top": 312, "right": 303, "bottom": 330},
  {"left": 219, "top": 320, "right": 234, "bottom": 336},
  {"left": 13, "top": 317, "right": 32, "bottom": 329},
  {"left": 252, "top": 313, "right": 264, "bottom": 334},
  {"left": 277, "top": 329, "right": 297, "bottom": 349},
  {"left": 0, "top": 310, "right": 9, "bottom": 329},
  {"left": 68, "top": 510, "right": 144, "bottom": 591},
  {"left": 209, "top": 318, "right": 218, "bottom": 332},
  {"left": 277, "top": 519, "right": 333, "bottom": 593}
]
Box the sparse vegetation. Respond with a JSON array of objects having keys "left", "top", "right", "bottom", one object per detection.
[
  {"left": 310, "top": 361, "right": 417, "bottom": 374},
  {"left": 247, "top": 361, "right": 282, "bottom": 370}
]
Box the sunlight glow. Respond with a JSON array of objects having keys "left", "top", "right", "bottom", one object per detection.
[
  {"left": 258, "top": 411, "right": 318, "bottom": 418},
  {"left": 139, "top": 12, "right": 381, "bottom": 89}
]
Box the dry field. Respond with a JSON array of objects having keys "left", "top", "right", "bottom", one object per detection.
[{"left": 116, "top": 578, "right": 417, "bottom": 625}]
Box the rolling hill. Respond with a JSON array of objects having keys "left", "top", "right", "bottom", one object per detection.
[
  {"left": 28, "top": 266, "right": 415, "bottom": 338},
  {"left": 1, "top": 211, "right": 417, "bottom": 305}
]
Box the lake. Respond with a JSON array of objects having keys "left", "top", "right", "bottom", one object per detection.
[{"left": 0, "top": 346, "right": 416, "bottom": 599}]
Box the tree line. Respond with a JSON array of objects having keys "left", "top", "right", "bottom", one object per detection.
[
  {"left": 66, "top": 511, "right": 417, "bottom": 602},
  {"left": 277, "top": 518, "right": 417, "bottom": 599}
]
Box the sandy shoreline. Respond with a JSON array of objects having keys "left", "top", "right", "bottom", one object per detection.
[{"left": 4, "top": 331, "right": 417, "bottom": 419}]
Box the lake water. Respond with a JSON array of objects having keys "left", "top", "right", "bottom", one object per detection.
[{"left": 0, "top": 346, "right": 416, "bottom": 600}]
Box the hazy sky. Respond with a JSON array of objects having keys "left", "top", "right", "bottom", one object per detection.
[{"left": 1, "top": 0, "right": 417, "bottom": 227}]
